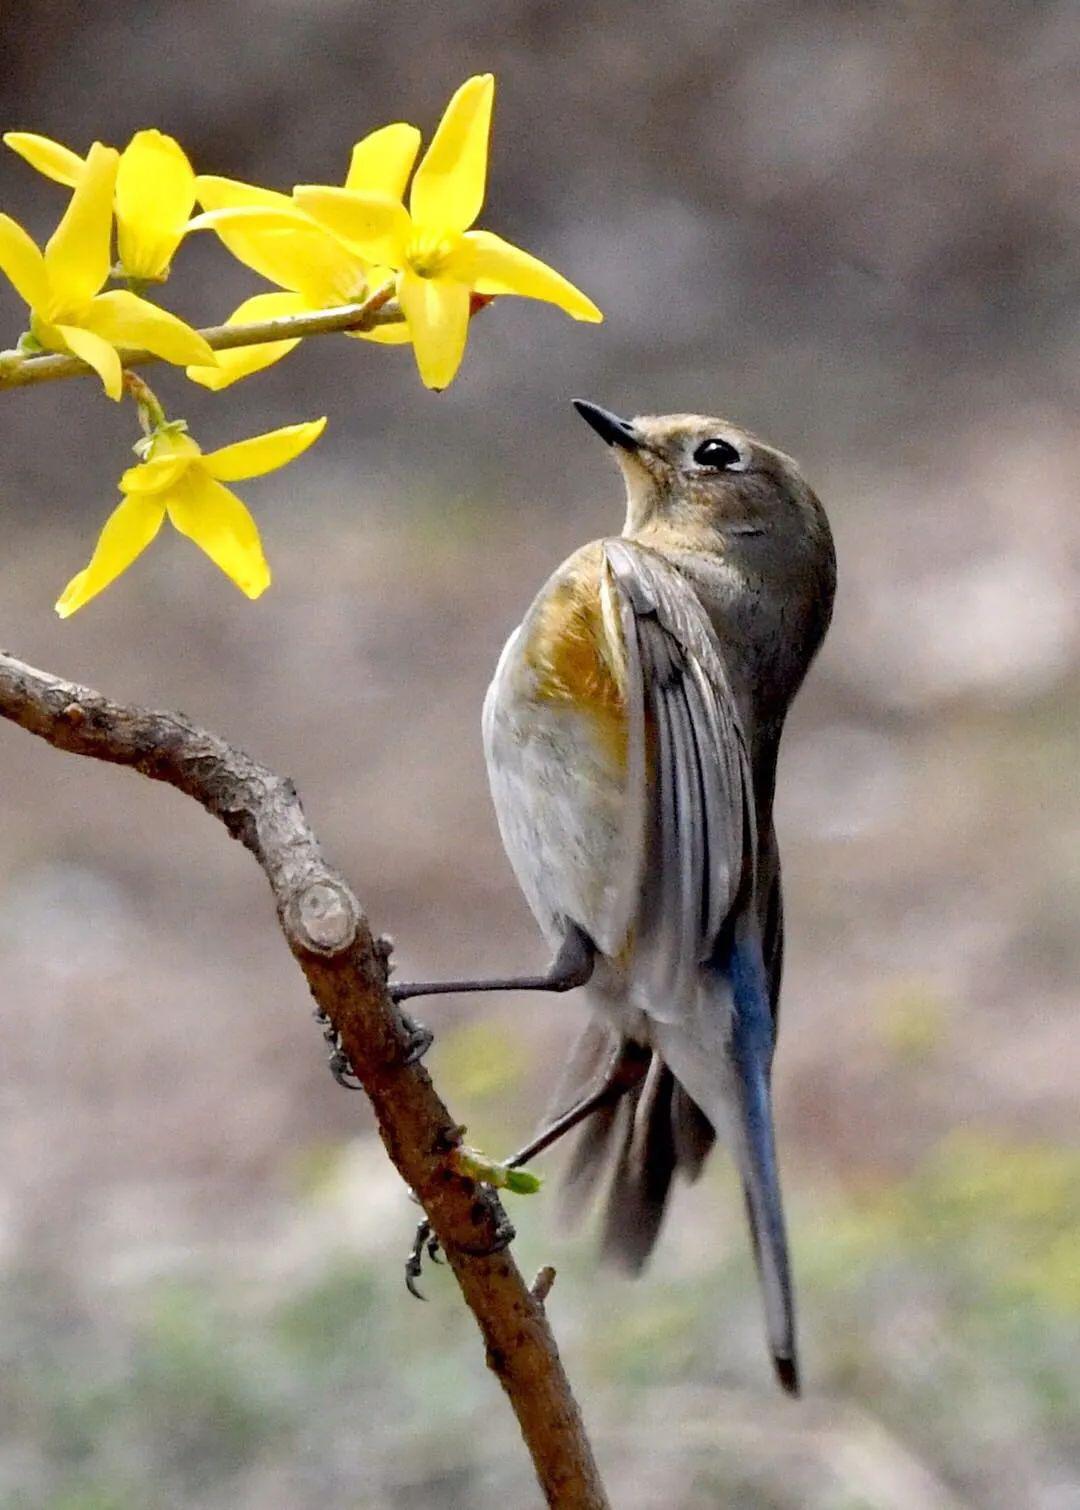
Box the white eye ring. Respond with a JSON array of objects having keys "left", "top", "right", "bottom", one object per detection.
[{"left": 691, "top": 436, "right": 749, "bottom": 472}]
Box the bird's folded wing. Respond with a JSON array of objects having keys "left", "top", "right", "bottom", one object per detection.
[{"left": 602, "top": 539, "right": 755, "bottom": 1022}]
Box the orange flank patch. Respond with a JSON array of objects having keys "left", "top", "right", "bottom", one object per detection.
[{"left": 523, "top": 545, "right": 628, "bottom": 770}]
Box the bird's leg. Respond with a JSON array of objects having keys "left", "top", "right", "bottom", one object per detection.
[
  {"left": 389, "top": 922, "right": 595, "bottom": 1004},
  {"left": 505, "top": 1041, "right": 651, "bottom": 1169}
]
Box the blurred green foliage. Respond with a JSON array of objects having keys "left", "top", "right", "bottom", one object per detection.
[{"left": 2, "top": 1130, "right": 1077, "bottom": 1508}]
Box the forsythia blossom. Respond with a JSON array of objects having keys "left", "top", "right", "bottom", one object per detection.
[
  {"left": 5, "top": 127, "right": 197, "bottom": 282},
  {"left": 184, "top": 130, "right": 417, "bottom": 389},
  {"left": 0, "top": 76, "right": 604, "bottom": 615},
  {"left": 56, "top": 417, "right": 326, "bottom": 617},
  {"left": 0, "top": 142, "right": 214, "bottom": 397},
  {"left": 295, "top": 75, "right": 602, "bottom": 388}
]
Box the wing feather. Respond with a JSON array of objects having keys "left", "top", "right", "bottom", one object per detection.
[{"left": 603, "top": 539, "right": 754, "bottom": 1021}]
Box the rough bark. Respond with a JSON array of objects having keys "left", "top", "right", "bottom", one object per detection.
[{"left": 0, "top": 648, "right": 610, "bottom": 1510}]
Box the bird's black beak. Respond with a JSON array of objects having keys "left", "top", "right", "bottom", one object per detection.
[{"left": 573, "top": 400, "right": 642, "bottom": 452}]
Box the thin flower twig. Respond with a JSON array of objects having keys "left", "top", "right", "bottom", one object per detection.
[
  {"left": 123, "top": 371, "right": 167, "bottom": 432},
  {"left": 0, "top": 284, "right": 401, "bottom": 391}
]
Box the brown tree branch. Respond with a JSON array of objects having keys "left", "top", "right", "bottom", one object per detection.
[{"left": 0, "top": 648, "right": 610, "bottom": 1510}]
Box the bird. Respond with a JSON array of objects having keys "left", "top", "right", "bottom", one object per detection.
[{"left": 391, "top": 401, "right": 836, "bottom": 1394}]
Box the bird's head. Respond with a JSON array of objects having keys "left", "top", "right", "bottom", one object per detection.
[{"left": 572, "top": 401, "right": 824, "bottom": 552}]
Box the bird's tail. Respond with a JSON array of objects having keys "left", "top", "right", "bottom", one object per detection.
[
  {"left": 729, "top": 1068, "right": 799, "bottom": 1393},
  {"left": 724, "top": 934, "right": 799, "bottom": 1395},
  {"left": 542, "top": 940, "right": 799, "bottom": 1394}
]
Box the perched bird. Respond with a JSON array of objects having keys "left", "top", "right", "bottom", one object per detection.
[{"left": 393, "top": 402, "right": 835, "bottom": 1393}]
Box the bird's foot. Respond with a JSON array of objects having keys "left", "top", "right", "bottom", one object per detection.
[
  {"left": 403, "top": 1194, "right": 517, "bottom": 1300},
  {"left": 404, "top": 1218, "right": 444, "bottom": 1300},
  {"left": 399, "top": 1012, "right": 433, "bottom": 1065},
  {"left": 314, "top": 1004, "right": 431, "bottom": 1081},
  {"left": 457, "top": 1210, "right": 516, "bottom": 1257},
  {"left": 314, "top": 1008, "right": 363, "bottom": 1089}
]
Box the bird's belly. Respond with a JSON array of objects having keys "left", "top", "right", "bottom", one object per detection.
[{"left": 483, "top": 630, "right": 632, "bottom": 964}]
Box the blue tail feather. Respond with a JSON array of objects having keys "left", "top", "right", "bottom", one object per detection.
[{"left": 725, "top": 928, "right": 799, "bottom": 1395}]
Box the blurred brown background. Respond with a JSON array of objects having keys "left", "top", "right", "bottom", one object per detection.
[{"left": 1, "top": 3, "right": 1078, "bottom": 1507}]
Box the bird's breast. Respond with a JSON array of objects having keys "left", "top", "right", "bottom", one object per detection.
[{"left": 516, "top": 542, "right": 629, "bottom": 774}]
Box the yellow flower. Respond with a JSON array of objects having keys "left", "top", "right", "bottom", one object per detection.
[
  {"left": 4, "top": 128, "right": 197, "bottom": 282},
  {"left": 55, "top": 417, "right": 326, "bottom": 617},
  {"left": 294, "top": 75, "right": 602, "bottom": 389},
  {"left": 184, "top": 124, "right": 419, "bottom": 389},
  {"left": 0, "top": 143, "right": 214, "bottom": 398}
]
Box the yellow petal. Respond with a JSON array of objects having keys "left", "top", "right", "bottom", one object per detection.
[
  {"left": 120, "top": 455, "right": 194, "bottom": 494},
  {"left": 349, "top": 318, "right": 411, "bottom": 346},
  {"left": 194, "top": 174, "right": 295, "bottom": 213},
  {"left": 188, "top": 206, "right": 308, "bottom": 289},
  {"left": 293, "top": 187, "right": 409, "bottom": 267},
  {"left": 398, "top": 269, "right": 470, "bottom": 390},
  {"left": 80, "top": 289, "right": 216, "bottom": 367},
  {"left": 0, "top": 212, "right": 48, "bottom": 308},
  {"left": 345, "top": 123, "right": 421, "bottom": 198},
  {"left": 4, "top": 131, "right": 86, "bottom": 187},
  {"left": 186, "top": 289, "right": 308, "bottom": 390},
  {"left": 190, "top": 206, "right": 365, "bottom": 303},
  {"left": 203, "top": 416, "right": 326, "bottom": 481},
  {"left": 187, "top": 204, "right": 308, "bottom": 234},
  {"left": 55, "top": 494, "right": 165, "bottom": 617},
  {"left": 43, "top": 141, "right": 119, "bottom": 313},
  {"left": 465, "top": 230, "right": 603, "bottom": 321},
  {"left": 120, "top": 438, "right": 198, "bottom": 493},
  {"left": 115, "top": 130, "right": 195, "bottom": 280},
  {"left": 165, "top": 470, "right": 271, "bottom": 599},
  {"left": 410, "top": 74, "right": 494, "bottom": 234},
  {"left": 53, "top": 323, "right": 123, "bottom": 399},
  {"left": 120, "top": 431, "right": 200, "bottom": 492}
]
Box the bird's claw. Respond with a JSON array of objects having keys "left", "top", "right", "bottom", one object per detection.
[
  {"left": 328, "top": 1048, "right": 363, "bottom": 1089},
  {"left": 405, "top": 1218, "right": 441, "bottom": 1299},
  {"left": 403, "top": 1203, "right": 514, "bottom": 1299},
  {"left": 400, "top": 1013, "right": 433, "bottom": 1065},
  {"left": 314, "top": 1007, "right": 362, "bottom": 1089}
]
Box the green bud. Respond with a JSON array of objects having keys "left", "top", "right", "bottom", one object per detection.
[
  {"left": 503, "top": 1168, "right": 542, "bottom": 1195},
  {"left": 451, "top": 1145, "right": 542, "bottom": 1195}
]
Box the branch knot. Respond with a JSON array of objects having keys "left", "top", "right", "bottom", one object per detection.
[{"left": 285, "top": 878, "right": 359, "bottom": 955}]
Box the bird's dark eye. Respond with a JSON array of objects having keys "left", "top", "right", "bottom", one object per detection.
[{"left": 693, "top": 437, "right": 742, "bottom": 470}]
